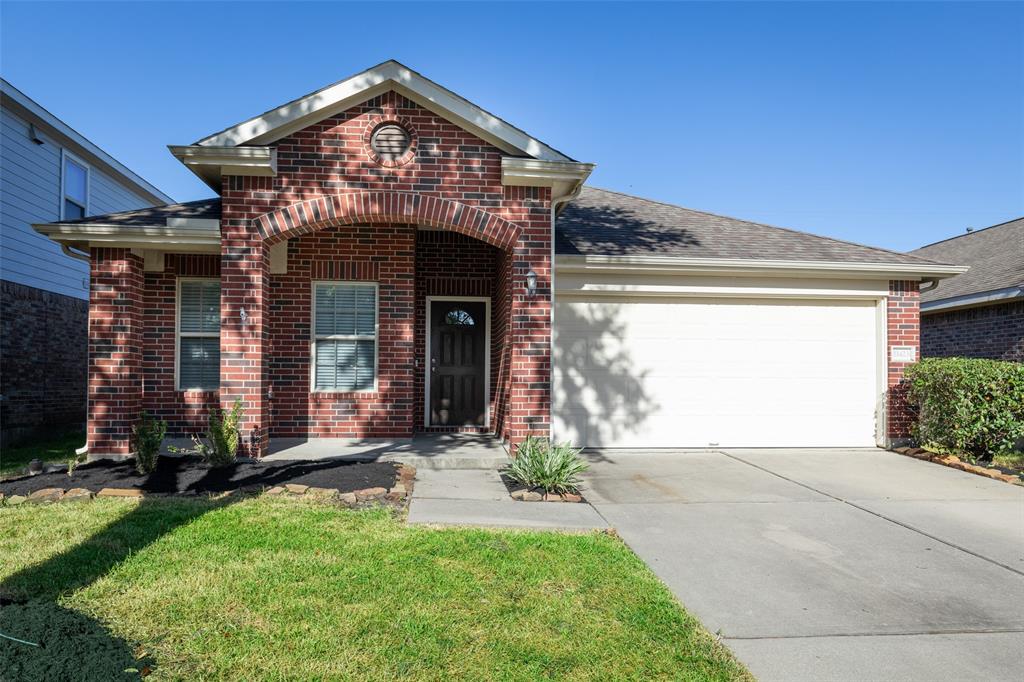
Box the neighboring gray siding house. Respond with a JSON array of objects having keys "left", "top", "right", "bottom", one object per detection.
[
  {"left": 1, "top": 79, "right": 172, "bottom": 446},
  {"left": 911, "top": 218, "right": 1024, "bottom": 362}
]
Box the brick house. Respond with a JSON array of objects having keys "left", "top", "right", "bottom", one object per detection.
[
  {"left": 911, "top": 218, "right": 1023, "bottom": 362},
  {"left": 35, "top": 61, "right": 965, "bottom": 458}
]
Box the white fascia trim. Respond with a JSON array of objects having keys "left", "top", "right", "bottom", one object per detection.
[
  {"left": 168, "top": 145, "right": 277, "bottom": 191},
  {"left": 501, "top": 158, "right": 595, "bottom": 187},
  {"left": 34, "top": 222, "right": 220, "bottom": 252},
  {"left": 555, "top": 254, "right": 970, "bottom": 279},
  {"left": 192, "top": 60, "right": 574, "bottom": 162},
  {"left": 1, "top": 79, "right": 173, "bottom": 205},
  {"left": 921, "top": 286, "right": 1024, "bottom": 313}
]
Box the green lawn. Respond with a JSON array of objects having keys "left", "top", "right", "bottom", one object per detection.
[
  {"left": 0, "top": 430, "right": 85, "bottom": 477},
  {"left": 0, "top": 496, "right": 749, "bottom": 681}
]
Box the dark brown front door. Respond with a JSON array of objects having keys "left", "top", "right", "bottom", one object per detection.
[{"left": 429, "top": 300, "right": 487, "bottom": 426}]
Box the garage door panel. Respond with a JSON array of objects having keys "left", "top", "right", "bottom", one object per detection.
[{"left": 554, "top": 297, "right": 879, "bottom": 448}]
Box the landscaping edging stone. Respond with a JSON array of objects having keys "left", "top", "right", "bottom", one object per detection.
[
  {"left": 892, "top": 447, "right": 1021, "bottom": 485},
  {"left": 509, "top": 488, "right": 584, "bottom": 503},
  {"left": 0, "top": 464, "right": 418, "bottom": 510}
]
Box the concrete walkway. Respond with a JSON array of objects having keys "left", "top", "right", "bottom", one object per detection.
[
  {"left": 255, "top": 433, "right": 510, "bottom": 469},
  {"left": 581, "top": 448, "right": 1024, "bottom": 682},
  {"left": 407, "top": 469, "right": 608, "bottom": 531}
]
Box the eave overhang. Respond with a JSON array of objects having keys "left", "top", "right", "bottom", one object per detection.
[
  {"left": 920, "top": 286, "right": 1024, "bottom": 314},
  {"left": 501, "top": 158, "right": 595, "bottom": 198},
  {"left": 555, "top": 254, "right": 970, "bottom": 280},
  {"left": 168, "top": 145, "right": 277, "bottom": 191},
  {"left": 33, "top": 220, "right": 221, "bottom": 254}
]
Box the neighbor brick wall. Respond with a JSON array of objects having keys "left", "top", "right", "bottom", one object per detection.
[
  {"left": 921, "top": 300, "right": 1024, "bottom": 362},
  {"left": 216, "top": 90, "right": 552, "bottom": 451},
  {"left": 141, "top": 255, "right": 220, "bottom": 435},
  {"left": 0, "top": 280, "right": 88, "bottom": 447},
  {"left": 887, "top": 280, "right": 920, "bottom": 442},
  {"left": 87, "top": 248, "right": 143, "bottom": 455}
]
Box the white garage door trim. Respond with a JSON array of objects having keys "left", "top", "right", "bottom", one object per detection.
[{"left": 553, "top": 291, "right": 889, "bottom": 449}]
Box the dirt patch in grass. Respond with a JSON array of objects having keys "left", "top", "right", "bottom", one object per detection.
[{"left": 0, "top": 456, "right": 398, "bottom": 498}]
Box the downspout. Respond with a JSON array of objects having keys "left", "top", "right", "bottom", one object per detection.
[
  {"left": 918, "top": 277, "right": 939, "bottom": 293},
  {"left": 548, "top": 182, "right": 584, "bottom": 442},
  {"left": 61, "top": 243, "right": 91, "bottom": 458},
  {"left": 61, "top": 244, "right": 90, "bottom": 262}
]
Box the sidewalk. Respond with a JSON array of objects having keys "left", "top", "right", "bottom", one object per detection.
[{"left": 407, "top": 469, "right": 608, "bottom": 531}]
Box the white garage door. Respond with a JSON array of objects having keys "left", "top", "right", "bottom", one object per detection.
[{"left": 553, "top": 296, "right": 880, "bottom": 448}]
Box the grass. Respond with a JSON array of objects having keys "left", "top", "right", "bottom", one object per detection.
[
  {"left": 991, "top": 451, "right": 1024, "bottom": 474},
  {"left": 0, "top": 430, "right": 85, "bottom": 477},
  {"left": 0, "top": 496, "right": 749, "bottom": 681}
]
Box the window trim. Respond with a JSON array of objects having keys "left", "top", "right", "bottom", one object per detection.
[
  {"left": 60, "top": 149, "right": 90, "bottom": 220},
  {"left": 175, "top": 277, "right": 221, "bottom": 392},
  {"left": 310, "top": 280, "right": 380, "bottom": 394}
]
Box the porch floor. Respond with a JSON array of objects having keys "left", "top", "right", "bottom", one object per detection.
[{"left": 261, "top": 433, "right": 510, "bottom": 470}]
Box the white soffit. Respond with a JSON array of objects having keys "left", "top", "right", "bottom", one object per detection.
[{"left": 192, "top": 60, "right": 576, "bottom": 163}]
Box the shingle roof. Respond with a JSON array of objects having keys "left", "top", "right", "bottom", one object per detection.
[
  {"left": 55, "top": 198, "right": 221, "bottom": 226},
  {"left": 556, "top": 187, "right": 949, "bottom": 266},
  {"left": 910, "top": 217, "right": 1024, "bottom": 303}
]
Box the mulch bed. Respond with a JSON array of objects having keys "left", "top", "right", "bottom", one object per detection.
[{"left": 0, "top": 456, "right": 399, "bottom": 498}]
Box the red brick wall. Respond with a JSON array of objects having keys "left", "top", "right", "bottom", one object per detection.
[
  {"left": 413, "top": 230, "right": 501, "bottom": 431},
  {"left": 0, "top": 280, "right": 87, "bottom": 447},
  {"left": 216, "top": 90, "right": 552, "bottom": 452},
  {"left": 268, "top": 224, "right": 416, "bottom": 438},
  {"left": 87, "top": 248, "right": 143, "bottom": 455},
  {"left": 887, "top": 280, "right": 921, "bottom": 441},
  {"left": 921, "top": 300, "right": 1024, "bottom": 362},
  {"left": 141, "top": 255, "right": 220, "bottom": 435}
]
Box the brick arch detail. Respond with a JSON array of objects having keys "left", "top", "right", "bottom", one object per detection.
[{"left": 253, "top": 192, "right": 521, "bottom": 251}]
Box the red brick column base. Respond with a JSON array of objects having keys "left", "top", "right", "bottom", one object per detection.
[
  {"left": 87, "top": 248, "right": 143, "bottom": 456},
  {"left": 886, "top": 280, "right": 921, "bottom": 444}
]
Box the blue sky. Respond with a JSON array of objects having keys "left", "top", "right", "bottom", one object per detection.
[{"left": 2, "top": 1, "right": 1021, "bottom": 251}]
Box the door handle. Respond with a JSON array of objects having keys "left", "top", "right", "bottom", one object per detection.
[{"left": 430, "top": 356, "right": 437, "bottom": 373}]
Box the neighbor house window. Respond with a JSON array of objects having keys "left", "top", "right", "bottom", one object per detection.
[
  {"left": 62, "top": 153, "right": 89, "bottom": 219},
  {"left": 313, "top": 282, "right": 377, "bottom": 391},
  {"left": 178, "top": 279, "right": 220, "bottom": 390}
]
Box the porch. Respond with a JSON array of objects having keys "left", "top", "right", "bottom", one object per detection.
[{"left": 261, "top": 433, "right": 509, "bottom": 470}]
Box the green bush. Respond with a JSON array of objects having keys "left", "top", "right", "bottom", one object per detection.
[
  {"left": 505, "top": 435, "right": 589, "bottom": 494},
  {"left": 905, "top": 357, "right": 1024, "bottom": 462},
  {"left": 189, "top": 399, "right": 244, "bottom": 467},
  {"left": 131, "top": 412, "right": 167, "bottom": 475}
]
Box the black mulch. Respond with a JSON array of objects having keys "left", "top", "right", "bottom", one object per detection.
[{"left": 0, "top": 456, "right": 398, "bottom": 498}]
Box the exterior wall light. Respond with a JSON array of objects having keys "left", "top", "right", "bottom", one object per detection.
[
  {"left": 525, "top": 269, "right": 538, "bottom": 297},
  {"left": 239, "top": 307, "right": 248, "bottom": 326}
]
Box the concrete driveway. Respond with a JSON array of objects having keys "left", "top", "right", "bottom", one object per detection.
[{"left": 581, "top": 448, "right": 1024, "bottom": 682}]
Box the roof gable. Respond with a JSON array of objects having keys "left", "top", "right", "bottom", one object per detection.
[{"left": 194, "top": 60, "right": 574, "bottom": 162}]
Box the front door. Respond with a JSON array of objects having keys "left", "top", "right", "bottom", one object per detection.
[{"left": 429, "top": 299, "right": 487, "bottom": 426}]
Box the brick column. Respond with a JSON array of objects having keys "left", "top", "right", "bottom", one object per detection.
[
  {"left": 87, "top": 248, "right": 143, "bottom": 456},
  {"left": 887, "top": 280, "right": 921, "bottom": 443},
  {"left": 220, "top": 228, "right": 270, "bottom": 457},
  {"left": 506, "top": 203, "right": 553, "bottom": 449}
]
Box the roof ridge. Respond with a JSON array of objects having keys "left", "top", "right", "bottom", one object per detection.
[
  {"left": 580, "top": 186, "right": 950, "bottom": 267},
  {"left": 912, "top": 216, "right": 1024, "bottom": 251}
]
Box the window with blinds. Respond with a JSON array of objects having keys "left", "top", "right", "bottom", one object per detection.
[
  {"left": 313, "top": 282, "right": 377, "bottom": 391},
  {"left": 178, "top": 279, "right": 220, "bottom": 390}
]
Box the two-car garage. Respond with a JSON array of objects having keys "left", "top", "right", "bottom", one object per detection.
[{"left": 553, "top": 285, "right": 886, "bottom": 449}]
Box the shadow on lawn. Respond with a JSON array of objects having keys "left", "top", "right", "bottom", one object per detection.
[{"left": 0, "top": 493, "right": 237, "bottom": 680}]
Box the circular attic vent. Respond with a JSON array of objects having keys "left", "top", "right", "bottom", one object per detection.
[{"left": 370, "top": 124, "right": 411, "bottom": 161}]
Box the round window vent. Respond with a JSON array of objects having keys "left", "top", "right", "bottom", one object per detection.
[{"left": 370, "top": 124, "right": 411, "bottom": 161}]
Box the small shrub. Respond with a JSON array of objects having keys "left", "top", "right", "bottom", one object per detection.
[
  {"left": 131, "top": 412, "right": 167, "bottom": 475},
  {"left": 905, "top": 357, "right": 1024, "bottom": 462},
  {"left": 197, "top": 399, "right": 244, "bottom": 467},
  {"left": 505, "top": 435, "right": 589, "bottom": 494}
]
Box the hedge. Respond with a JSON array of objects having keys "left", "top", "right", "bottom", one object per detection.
[{"left": 904, "top": 357, "right": 1024, "bottom": 461}]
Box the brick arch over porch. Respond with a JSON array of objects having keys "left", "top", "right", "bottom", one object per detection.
[{"left": 253, "top": 191, "right": 522, "bottom": 251}]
